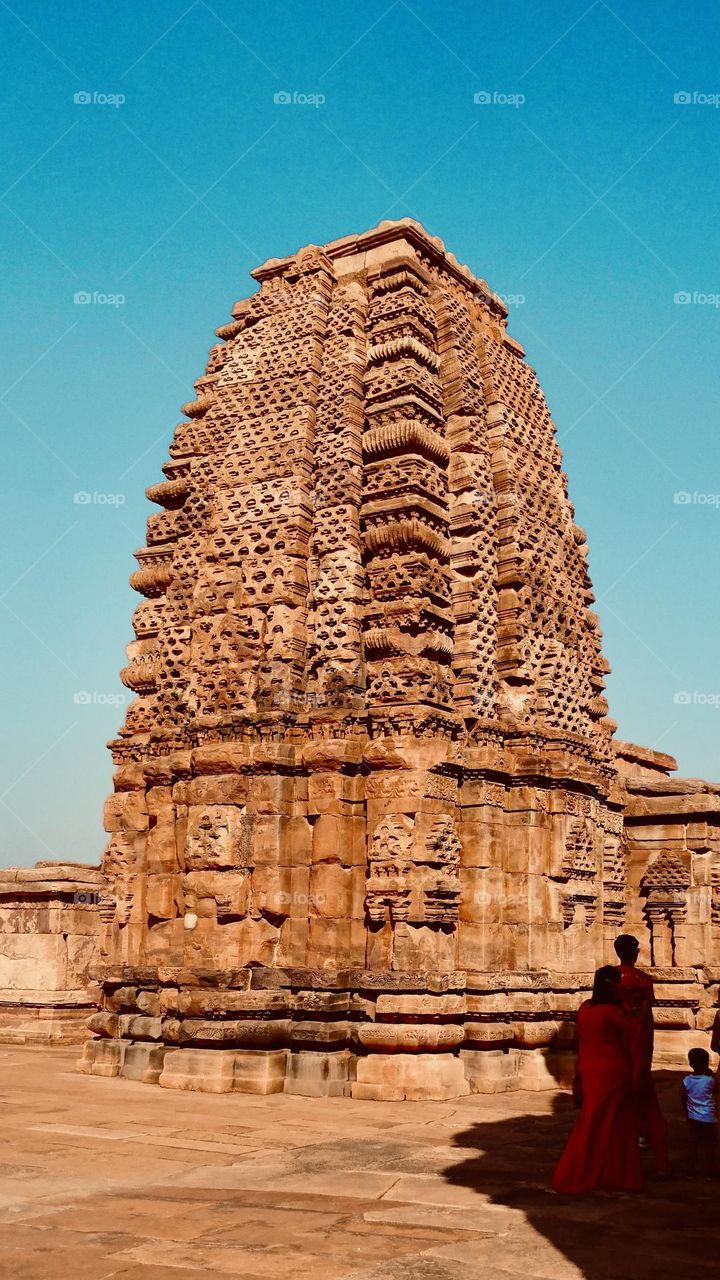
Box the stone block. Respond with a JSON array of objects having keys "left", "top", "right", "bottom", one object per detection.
[
  {"left": 250, "top": 865, "right": 293, "bottom": 917},
  {"left": 284, "top": 1049, "right": 354, "bottom": 1097},
  {"left": 0, "top": 933, "right": 67, "bottom": 991},
  {"left": 289, "top": 1019, "right": 349, "bottom": 1046},
  {"left": 118, "top": 1014, "right": 163, "bottom": 1040},
  {"left": 516, "top": 1048, "right": 575, "bottom": 1091},
  {"left": 77, "top": 1037, "right": 126, "bottom": 1077},
  {"left": 145, "top": 819, "right": 178, "bottom": 873},
  {"left": 514, "top": 1020, "right": 560, "bottom": 1048},
  {"left": 113, "top": 762, "right": 145, "bottom": 791},
  {"left": 251, "top": 815, "right": 312, "bottom": 866},
  {"left": 103, "top": 791, "right": 148, "bottom": 833},
  {"left": 392, "top": 922, "right": 456, "bottom": 972},
  {"left": 308, "top": 863, "right": 356, "bottom": 918},
  {"left": 233, "top": 1048, "right": 287, "bottom": 1094},
  {"left": 159, "top": 1048, "right": 238, "bottom": 1092},
  {"left": 311, "top": 814, "right": 366, "bottom": 865},
  {"left": 356, "top": 1023, "right": 464, "bottom": 1051},
  {"left": 179, "top": 1017, "right": 290, "bottom": 1047},
  {"left": 306, "top": 917, "right": 349, "bottom": 967},
  {"left": 145, "top": 874, "right": 181, "bottom": 920},
  {"left": 654, "top": 1027, "right": 710, "bottom": 1068},
  {"left": 183, "top": 869, "right": 251, "bottom": 918},
  {"left": 459, "top": 1046, "right": 574, "bottom": 1093},
  {"left": 653, "top": 1006, "right": 695, "bottom": 1029},
  {"left": 247, "top": 774, "right": 294, "bottom": 815},
  {"left": 352, "top": 1052, "right": 469, "bottom": 1101},
  {"left": 185, "top": 806, "right": 251, "bottom": 870},
  {"left": 293, "top": 990, "right": 351, "bottom": 1015},
  {"left": 307, "top": 772, "right": 362, "bottom": 816},
  {"left": 463, "top": 1022, "right": 515, "bottom": 1046},
  {"left": 191, "top": 743, "right": 251, "bottom": 774},
  {"left": 105, "top": 985, "right": 139, "bottom": 1012},
  {"left": 136, "top": 990, "right": 161, "bottom": 1015},
  {"left": 120, "top": 1042, "right": 166, "bottom": 1083},
  {"left": 175, "top": 774, "right": 249, "bottom": 806},
  {"left": 375, "top": 993, "right": 465, "bottom": 1016},
  {"left": 460, "top": 1047, "right": 519, "bottom": 1093},
  {"left": 88, "top": 1010, "right": 119, "bottom": 1037}
]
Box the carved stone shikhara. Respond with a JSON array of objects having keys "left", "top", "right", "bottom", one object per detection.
[{"left": 3, "top": 221, "right": 719, "bottom": 1096}]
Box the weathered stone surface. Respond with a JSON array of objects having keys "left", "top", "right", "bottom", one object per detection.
[
  {"left": 3, "top": 219, "right": 720, "bottom": 1091},
  {"left": 120, "top": 1041, "right": 166, "bottom": 1083},
  {"left": 159, "top": 1048, "right": 237, "bottom": 1092},
  {"left": 0, "top": 865, "right": 108, "bottom": 1043},
  {"left": 352, "top": 1051, "right": 470, "bottom": 1100},
  {"left": 5, "top": 1045, "right": 720, "bottom": 1280},
  {"left": 233, "top": 1047, "right": 287, "bottom": 1093},
  {"left": 284, "top": 1048, "right": 355, "bottom": 1097}
]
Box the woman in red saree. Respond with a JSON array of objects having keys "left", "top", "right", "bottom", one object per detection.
[{"left": 553, "top": 965, "right": 644, "bottom": 1194}]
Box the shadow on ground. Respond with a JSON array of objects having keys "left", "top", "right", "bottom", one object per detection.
[{"left": 444, "top": 1072, "right": 719, "bottom": 1280}]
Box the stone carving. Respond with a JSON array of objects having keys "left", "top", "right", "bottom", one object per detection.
[
  {"left": 185, "top": 807, "right": 252, "bottom": 870},
  {"left": 601, "top": 835, "right": 627, "bottom": 927},
  {"left": 556, "top": 819, "right": 598, "bottom": 927},
  {"left": 4, "top": 219, "right": 719, "bottom": 1094},
  {"left": 641, "top": 851, "right": 690, "bottom": 967},
  {"left": 365, "top": 813, "right": 461, "bottom": 928},
  {"left": 365, "top": 815, "right": 415, "bottom": 924}
]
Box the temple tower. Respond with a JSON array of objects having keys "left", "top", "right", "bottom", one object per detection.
[{"left": 84, "top": 220, "right": 628, "bottom": 1098}]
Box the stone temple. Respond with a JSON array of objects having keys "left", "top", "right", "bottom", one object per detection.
[{"left": 2, "top": 219, "right": 719, "bottom": 1099}]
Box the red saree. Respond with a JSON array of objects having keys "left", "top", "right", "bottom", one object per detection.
[{"left": 553, "top": 1000, "right": 643, "bottom": 1194}]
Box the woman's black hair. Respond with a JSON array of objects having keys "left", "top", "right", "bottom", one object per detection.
[{"left": 590, "top": 965, "right": 621, "bottom": 1004}]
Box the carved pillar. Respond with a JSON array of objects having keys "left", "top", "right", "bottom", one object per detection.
[{"left": 641, "top": 852, "right": 690, "bottom": 968}]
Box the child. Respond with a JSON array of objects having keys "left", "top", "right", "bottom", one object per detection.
[{"left": 681, "top": 1048, "right": 718, "bottom": 1177}]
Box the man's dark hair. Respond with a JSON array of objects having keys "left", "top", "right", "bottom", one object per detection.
[
  {"left": 689, "top": 1047, "right": 711, "bottom": 1073},
  {"left": 614, "top": 934, "right": 640, "bottom": 962}
]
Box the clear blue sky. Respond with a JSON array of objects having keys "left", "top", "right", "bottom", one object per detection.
[{"left": 1, "top": 0, "right": 719, "bottom": 868}]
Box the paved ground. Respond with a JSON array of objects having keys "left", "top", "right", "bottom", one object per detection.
[{"left": 0, "top": 1046, "right": 717, "bottom": 1280}]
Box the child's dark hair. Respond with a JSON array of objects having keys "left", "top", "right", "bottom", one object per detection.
[{"left": 688, "top": 1047, "right": 710, "bottom": 1072}]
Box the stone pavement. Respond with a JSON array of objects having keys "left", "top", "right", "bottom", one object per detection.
[{"left": 0, "top": 1046, "right": 717, "bottom": 1280}]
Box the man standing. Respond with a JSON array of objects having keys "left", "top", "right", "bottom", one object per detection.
[{"left": 614, "top": 933, "right": 669, "bottom": 1176}]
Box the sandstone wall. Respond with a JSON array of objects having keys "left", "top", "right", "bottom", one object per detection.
[
  {"left": 0, "top": 864, "right": 107, "bottom": 1043},
  {"left": 4, "top": 222, "right": 718, "bottom": 1096}
]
